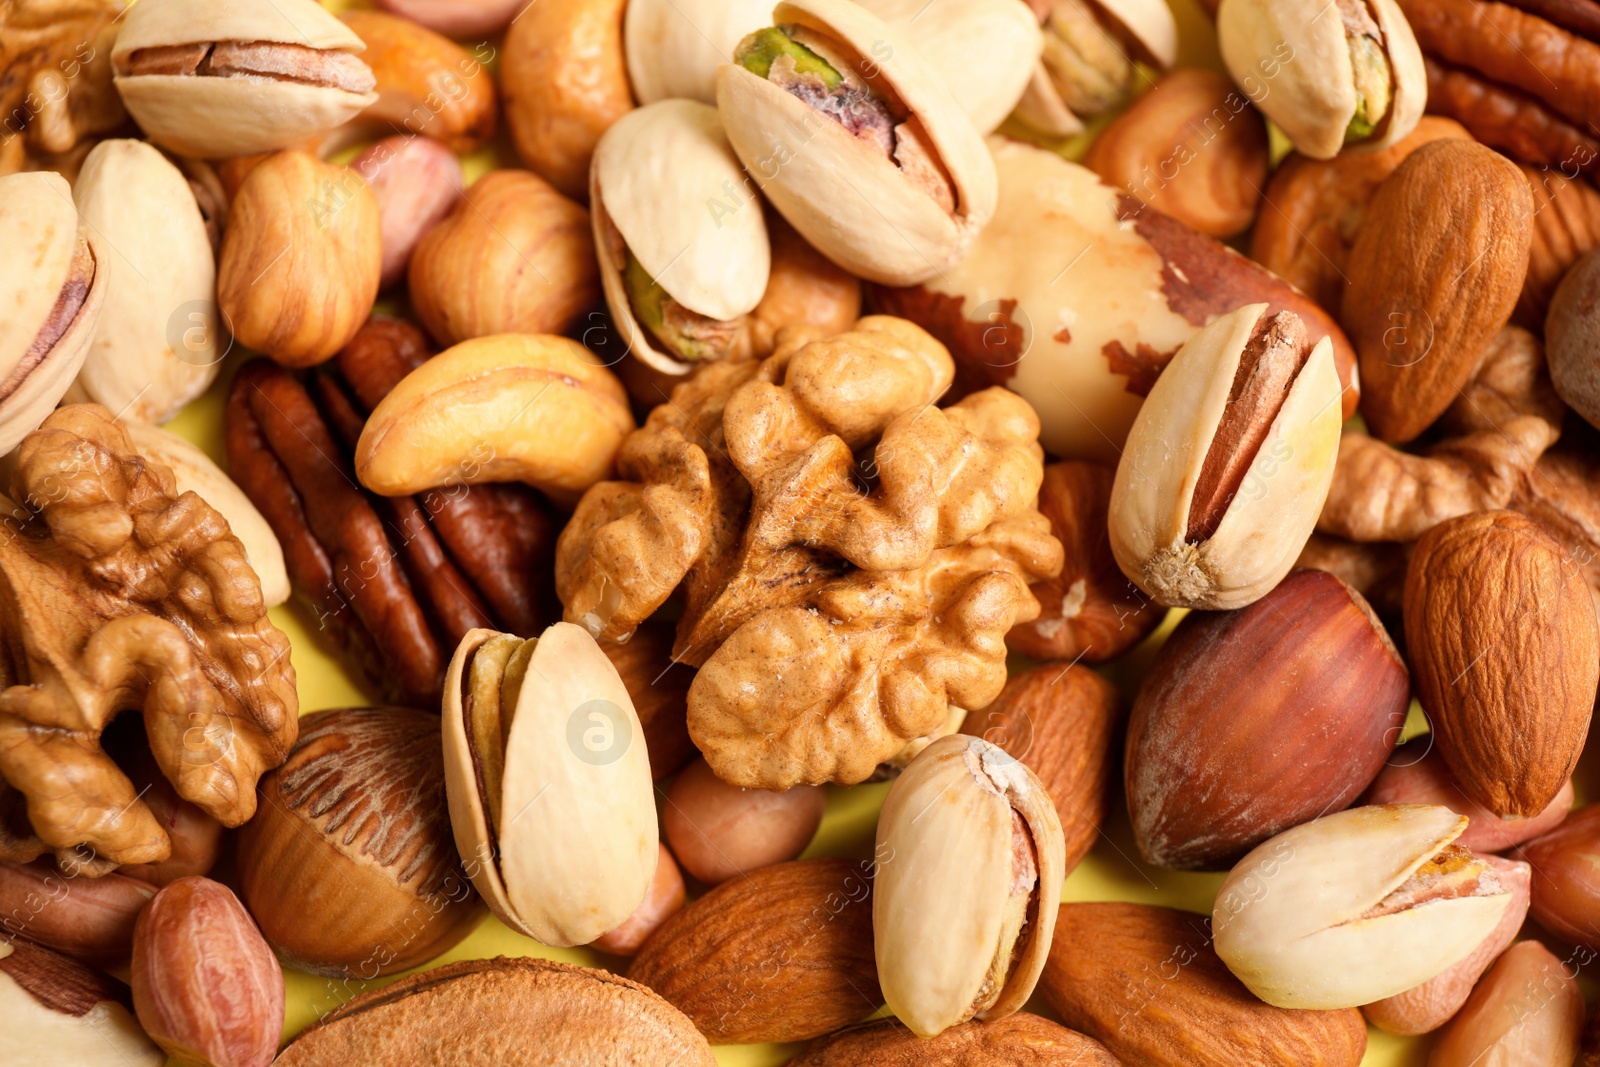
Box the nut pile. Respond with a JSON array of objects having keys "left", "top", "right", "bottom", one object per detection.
[{"left": 3, "top": 0, "right": 1600, "bottom": 1064}]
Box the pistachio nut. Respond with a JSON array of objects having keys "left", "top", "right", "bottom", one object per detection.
[
  {"left": 1217, "top": 0, "right": 1425, "bottom": 160},
  {"left": 1212, "top": 805, "right": 1514, "bottom": 1011},
  {"left": 64, "top": 140, "right": 217, "bottom": 425},
  {"left": 848, "top": 0, "right": 1044, "bottom": 134},
  {"left": 625, "top": 0, "right": 771, "bottom": 105},
  {"left": 592, "top": 100, "right": 771, "bottom": 374},
  {"left": 716, "top": 0, "right": 998, "bottom": 286},
  {"left": 1108, "top": 303, "right": 1342, "bottom": 610},
  {"left": 111, "top": 0, "right": 379, "bottom": 159},
  {"left": 874, "top": 734, "right": 1065, "bottom": 1037},
  {"left": 121, "top": 420, "right": 290, "bottom": 608},
  {"left": 442, "top": 623, "right": 658, "bottom": 948},
  {"left": 1015, "top": 0, "right": 1177, "bottom": 137},
  {"left": 0, "top": 172, "right": 107, "bottom": 456}
]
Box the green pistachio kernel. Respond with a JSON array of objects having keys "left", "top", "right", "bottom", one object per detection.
[
  {"left": 735, "top": 26, "right": 843, "bottom": 90},
  {"left": 1345, "top": 33, "right": 1392, "bottom": 142}
]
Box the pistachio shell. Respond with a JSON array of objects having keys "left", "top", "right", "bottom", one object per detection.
[
  {"left": 856, "top": 0, "right": 1042, "bottom": 134},
  {"left": 111, "top": 0, "right": 377, "bottom": 158},
  {"left": 592, "top": 100, "right": 770, "bottom": 374},
  {"left": 1217, "top": 0, "right": 1423, "bottom": 161},
  {"left": 67, "top": 140, "right": 217, "bottom": 425},
  {"left": 442, "top": 624, "right": 658, "bottom": 948},
  {"left": 121, "top": 420, "right": 289, "bottom": 608},
  {"left": 625, "top": 0, "right": 771, "bottom": 105},
  {"left": 874, "top": 734, "right": 1065, "bottom": 1037},
  {"left": 716, "top": 0, "right": 997, "bottom": 286},
  {"left": 1097, "top": 0, "right": 1178, "bottom": 68},
  {"left": 0, "top": 172, "right": 107, "bottom": 456},
  {"left": 1108, "top": 303, "right": 1342, "bottom": 610},
  {"left": 1212, "top": 805, "right": 1514, "bottom": 1010}
]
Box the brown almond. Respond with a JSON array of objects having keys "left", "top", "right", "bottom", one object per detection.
[
  {"left": 276, "top": 957, "right": 715, "bottom": 1066},
  {"left": 961, "top": 662, "right": 1122, "bottom": 874},
  {"left": 791, "top": 1013, "right": 1122, "bottom": 1066},
  {"left": 1343, "top": 139, "right": 1533, "bottom": 443},
  {"left": 1404, "top": 510, "right": 1599, "bottom": 817},
  {"left": 628, "top": 858, "right": 880, "bottom": 1044},
  {"left": 1041, "top": 902, "right": 1366, "bottom": 1067}
]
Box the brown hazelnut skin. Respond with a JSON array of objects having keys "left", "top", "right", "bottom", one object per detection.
[
  {"left": 591, "top": 843, "right": 687, "bottom": 956},
  {"left": 1125, "top": 569, "right": 1410, "bottom": 870},
  {"left": 663, "top": 758, "right": 826, "bottom": 884},
  {"left": 1519, "top": 804, "right": 1600, "bottom": 946},
  {"left": 236, "top": 707, "right": 484, "bottom": 978},
  {"left": 409, "top": 168, "right": 599, "bottom": 349}
]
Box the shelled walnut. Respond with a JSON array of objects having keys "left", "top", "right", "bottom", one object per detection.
[
  {"left": 0, "top": 405, "right": 297, "bottom": 876},
  {"left": 557, "top": 315, "right": 1062, "bottom": 789},
  {"left": 225, "top": 317, "right": 558, "bottom": 705}
]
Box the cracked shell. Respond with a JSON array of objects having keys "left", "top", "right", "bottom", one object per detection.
[
  {"left": 442, "top": 623, "right": 658, "bottom": 948},
  {"left": 1212, "top": 804, "right": 1514, "bottom": 1010},
  {"left": 1108, "top": 302, "right": 1342, "bottom": 610},
  {"left": 716, "top": 0, "right": 997, "bottom": 286},
  {"left": 591, "top": 100, "right": 771, "bottom": 375},
  {"left": 111, "top": 0, "right": 378, "bottom": 158},
  {"left": 874, "top": 734, "right": 1065, "bottom": 1037},
  {"left": 0, "top": 172, "right": 107, "bottom": 457}
]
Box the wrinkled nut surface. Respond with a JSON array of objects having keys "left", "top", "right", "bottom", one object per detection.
[
  {"left": 1344, "top": 139, "right": 1534, "bottom": 444},
  {"left": 66, "top": 139, "right": 217, "bottom": 425},
  {"left": 628, "top": 858, "right": 881, "bottom": 1043},
  {"left": 1405, "top": 510, "right": 1599, "bottom": 818},
  {"left": 277, "top": 957, "right": 715, "bottom": 1066},
  {"left": 351, "top": 136, "right": 463, "bottom": 291},
  {"left": 341, "top": 11, "right": 497, "bottom": 154},
  {"left": 1085, "top": 68, "right": 1269, "bottom": 239},
  {"left": 716, "top": 0, "right": 997, "bottom": 285},
  {"left": 791, "top": 1012, "right": 1122, "bottom": 1066},
  {"left": 1126, "top": 568, "right": 1409, "bottom": 870},
  {"left": 131, "top": 877, "right": 284, "bottom": 1067},
  {"left": 1042, "top": 901, "right": 1369, "bottom": 1067},
  {"left": 1218, "top": 0, "right": 1424, "bottom": 160},
  {"left": 501, "top": 0, "right": 632, "bottom": 200},
  {"left": 1547, "top": 246, "right": 1600, "bottom": 431},
  {"left": 356, "top": 333, "right": 633, "bottom": 501},
  {"left": 122, "top": 419, "right": 289, "bottom": 608},
  {"left": 1109, "top": 303, "right": 1343, "bottom": 610},
  {"left": 237, "top": 708, "right": 484, "bottom": 978},
  {"left": 1428, "top": 940, "right": 1584, "bottom": 1066},
  {"left": 1361, "top": 854, "right": 1530, "bottom": 1037},
  {"left": 443, "top": 624, "right": 657, "bottom": 948},
  {"left": 662, "top": 757, "right": 825, "bottom": 885},
  {"left": 0, "top": 939, "right": 165, "bottom": 1067},
  {"left": 110, "top": 0, "right": 377, "bottom": 158},
  {"left": 409, "top": 170, "right": 599, "bottom": 348},
  {"left": 1212, "top": 805, "right": 1513, "bottom": 1010},
  {"left": 592, "top": 100, "right": 770, "bottom": 374},
  {"left": 874, "top": 735, "right": 1065, "bottom": 1037},
  {"left": 0, "top": 171, "right": 106, "bottom": 456},
  {"left": 217, "top": 151, "right": 381, "bottom": 368}
]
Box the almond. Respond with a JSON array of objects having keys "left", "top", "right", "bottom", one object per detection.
[
  {"left": 1404, "top": 510, "right": 1599, "bottom": 817},
  {"left": 1342, "top": 140, "right": 1533, "bottom": 443},
  {"left": 1040, "top": 901, "right": 1367, "bottom": 1067},
  {"left": 627, "top": 858, "right": 880, "bottom": 1044},
  {"left": 790, "top": 1012, "right": 1122, "bottom": 1066}
]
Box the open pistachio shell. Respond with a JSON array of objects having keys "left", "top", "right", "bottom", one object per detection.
[
  {"left": 716, "top": 0, "right": 997, "bottom": 286},
  {"left": 111, "top": 0, "right": 378, "bottom": 158},
  {"left": 66, "top": 140, "right": 217, "bottom": 425},
  {"left": 442, "top": 624, "right": 658, "bottom": 948},
  {"left": 874, "top": 734, "right": 1065, "bottom": 1037},
  {"left": 1108, "top": 303, "right": 1342, "bottom": 610},
  {"left": 0, "top": 172, "right": 107, "bottom": 456},
  {"left": 591, "top": 100, "right": 771, "bottom": 375},
  {"left": 1213, "top": 805, "right": 1513, "bottom": 1010},
  {"left": 856, "top": 0, "right": 1042, "bottom": 134},
  {"left": 1016, "top": 0, "right": 1177, "bottom": 137},
  {"left": 1217, "top": 0, "right": 1424, "bottom": 161},
  {"left": 625, "top": 0, "right": 772, "bottom": 105}
]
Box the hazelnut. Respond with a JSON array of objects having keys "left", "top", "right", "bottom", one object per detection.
[
  {"left": 131, "top": 877, "right": 283, "bottom": 1067},
  {"left": 1126, "top": 569, "right": 1410, "bottom": 870},
  {"left": 662, "top": 758, "right": 826, "bottom": 885},
  {"left": 236, "top": 707, "right": 484, "bottom": 978},
  {"left": 591, "top": 843, "right": 687, "bottom": 956}
]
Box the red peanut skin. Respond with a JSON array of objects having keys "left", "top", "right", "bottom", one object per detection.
[
  {"left": 1521, "top": 804, "right": 1600, "bottom": 946},
  {"left": 0, "top": 860, "right": 156, "bottom": 967},
  {"left": 1366, "top": 742, "right": 1573, "bottom": 853}
]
